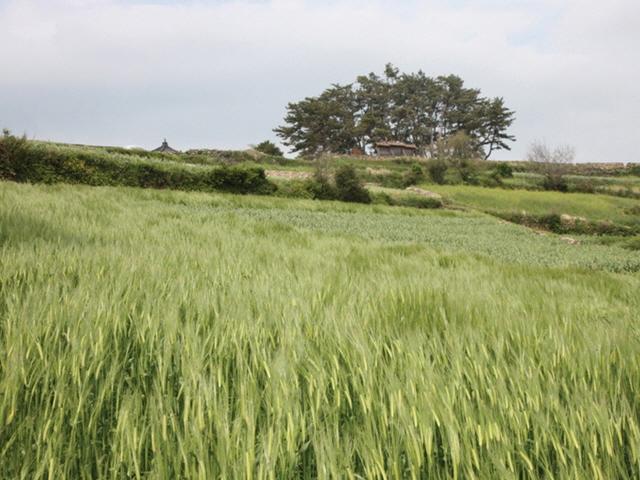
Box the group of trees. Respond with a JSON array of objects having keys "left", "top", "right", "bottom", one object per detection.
[{"left": 275, "top": 64, "right": 515, "bottom": 159}]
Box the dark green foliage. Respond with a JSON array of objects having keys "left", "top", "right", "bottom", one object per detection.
[
  {"left": 393, "top": 195, "right": 442, "bottom": 209},
  {"left": 0, "top": 130, "right": 27, "bottom": 180},
  {"left": 272, "top": 179, "right": 314, "bottom": 199},
  {"left": 0, "top": 134, "right": 275, "bottom": 195},
  {"left": 542, "top": 176, "right": 569, "bottom": 192},
  {"left": 401, "top": 163, "right": 424, "bottom": 187},
  {"left": 568, "top": 179, "right": 596, "bottom": 194},
  {"left": 455, "top": 159, "right": 478, "bottom": 184},
  {"left": 478, "top": 172, "right": 503, "bottom": 188},
  {"left": 274, "top": 84, "right": 359, "bottom": 156},
  {"left": 426, "top": 159, "right": 448, "bottom": 184},
  {"left": 494, "top": 162, "right": 513, "bottom": 178},
  {"left": 370, "top": 191, "right": 442, "bottom": 209},
  {"left": 334, "top": 165, "right": 371, "bottom": 203},
  {"left": 185, "top": 149, "right": 257, "bottom": 165},
  {"left": 372, "top": 172, "right": 406, "bottom": 189},
  {"left": 306, "top": 169, "right": 338, "bottom": 200},
  {"left": 626, "top": 205, "right": 640, "bottom": 215},
  {"left": 276, "top": 64, "right": 515, "bottom": 158},
  {"left": 622, "top": 236, "right": 640, "bottom": 251},
  {"left": 475, "top": 98, "right": 517, "bottom": 159},
  {"left": 495, "top": 211, "right": 638, "bottom": 236},
  {"left": 254, "top": 140, "right": 284, "bottom": 157}
]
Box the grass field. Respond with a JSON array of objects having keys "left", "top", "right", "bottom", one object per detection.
[
  {"left": 419, "top": 184, "right": 640, "bottom": 227},
  {"left": 1, "top": 180, "right": 640, "bottom": 478}
]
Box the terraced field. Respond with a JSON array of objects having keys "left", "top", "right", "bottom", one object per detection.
[{"left": 419, "top": 183, "right": 640, "bottom": 226}]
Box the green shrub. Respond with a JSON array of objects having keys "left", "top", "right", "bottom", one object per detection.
[
  {"left": 568, "top": 180, "right": 596, "bottom": 194},
  {"left": 542, "top": 175, "right": 569, "bottom": 192},
  {"left": 478, "top": 172, "right": 502, "bottom": 188},
  {"left": 394, "top": 195, "right": 442, "bottom": 209},
  {"left": 358, "top": 168, "right": 404, "bottom": 189},
  {"left": 0, "top": 134, "right": 275, "bottom": 195},
  {"left": 401, "top": 163, "right": 425, "bottom": 187},
  {"left": 273, "top": 179, "right": 314, "bottom": 199},
  {"left": 0, "top": 130, "right": 28, "bottom": 180},
  {"left": 494, "top": 162, "right": 513, "bottom": 178},
  {"left": 254, "top": 140, "right": 283, "bottom": 157},
  {"left": 453, "top": 158, "right": 479, "bottom": 184},
  {"left": 370, "top": 191, "right": 442, "bottom": 209},
  {"left": 334, "top": 165, "right": 371, "bottom": 203},
  {"left": 295, "top": 167, "right": 335, "bottom": 201},
  {"left": 426, "top": 159, "right": 448, "bottom": 184},
  {"left": 495, "top": 211, "right": 637, "bottom": 236}
]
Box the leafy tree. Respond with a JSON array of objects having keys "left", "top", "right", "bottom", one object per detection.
[
  {"left": 354, "top": 72, "right": 393, "bottom": 150},
  {"left": 275, "top": 64, "right": 516, "bottom": 159},
  {"left": 254, "top": 140, "right": 283, "bottom": 157},
  {"left": 474, "top": 98, "right": 516, "bottom": 159},
  {"left": 274, "top": 84, "right": 358, "bottom": 156}
]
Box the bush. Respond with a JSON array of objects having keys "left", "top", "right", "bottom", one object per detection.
[
  {"left": 306, "top": 169, "right": 338, "bottom": 200},
  {"left": 495, "top": 211, "right": 637, "bottom": 236},
  {"left": 401, "top": 163, "right": 425, "bottom": 187},
  {"left": 569, "top": 180, "right": 596, "bottom": 194},
  {"left": 427, "top": 159, "right": 448, "bottom": 184},
  {"left": 0, "top": 134, "right": 276, "bottom": 195},
  {"left": 394, "top": 195, "right": 442, "bottom": 209},
  {"left": 542, "top": 176, "right": 569, "bottom": 192},
  {"left": 254, "top": 140, "right": 283, "bottom": 157},
  {"left": 494, "top": 162, "right": 513, "bottom": 178},
  {"left": 478, "top": 172, "right": 502, "bottom": 188},
  {"left": 334, "top": 165, "right": 371, "bottom": 203},
  {"left": 0, "top": 130, "right": 28, "bottom": 180},
  {"left": 453, "top": 158, "right": 479, "bottom": 184},
  {"left": 273, "top": 179, "right": 314, "bottom": 199},
  {"left": 370, "top": 191, "right": 442, "bottom": 209}
]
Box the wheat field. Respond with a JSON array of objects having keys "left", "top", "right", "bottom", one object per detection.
[{"left": 1, "top": 182, "right": 639, "bottom": 479}]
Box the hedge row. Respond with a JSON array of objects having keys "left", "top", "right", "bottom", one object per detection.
[
  {"left": 494, "top": 211, "right": 638, "bottom": 236},
  {"left": 0, "top": 135, "right": 275, "bottom": 195}
]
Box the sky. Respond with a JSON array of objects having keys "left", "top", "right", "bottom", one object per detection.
[{"left": 1, "top": 0, "right": 639, "bottom": 162}]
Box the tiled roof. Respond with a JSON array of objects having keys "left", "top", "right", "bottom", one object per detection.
[{"left": 375, "top": 141, "right": 417, "bottom": 149}]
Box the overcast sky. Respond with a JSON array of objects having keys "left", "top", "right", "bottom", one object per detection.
[{"left": 1, "top": 0, "right": 638, "bottom": 161}]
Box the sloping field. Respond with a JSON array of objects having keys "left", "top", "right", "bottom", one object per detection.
[
  {"left": 420, "top": 184, "right": 640, "bottom": 227},
  {"left": 1, "top": 181, "right": 639, "bottom": 478}
]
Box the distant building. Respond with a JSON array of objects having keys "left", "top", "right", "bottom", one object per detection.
[
  {"left": 152, "top": 139, "right": 180, "bottom": 154},
  {"left": 375, "top": 141, "right": 418, "bottom": 157}
]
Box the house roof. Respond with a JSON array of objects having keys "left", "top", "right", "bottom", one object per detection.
[
  {"left": 375, "top": 141, "right": 418, "bottom": 149},
  {"left": 152, "top": 139, "right": 180, "bottom": 154}
]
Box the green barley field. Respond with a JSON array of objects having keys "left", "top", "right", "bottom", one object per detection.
[{"left": 1, "top": 181, "right": 640, "bottom": 479}]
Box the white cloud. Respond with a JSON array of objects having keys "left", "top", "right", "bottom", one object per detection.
[{"left": 0, "top": 0, "right": 638, "bottom": 162}]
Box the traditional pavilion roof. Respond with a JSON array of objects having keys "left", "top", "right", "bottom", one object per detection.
[
  {"left": 152, "top": 139, "right": 180, "bottom": 154},
  {"left": 375, "top": 141, "right": 418, "bottom": 149}
]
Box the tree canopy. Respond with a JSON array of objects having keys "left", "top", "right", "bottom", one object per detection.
[{"left": 275, "top": 64, "right": 515, "bottom": 159}]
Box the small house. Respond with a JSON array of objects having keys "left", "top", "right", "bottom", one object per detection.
[
  {"left": 375, "top": 141, "right": 418, "bottom": 157},
  {"left": 152, "top": 139, "right": 180, "bottom": 154}
]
